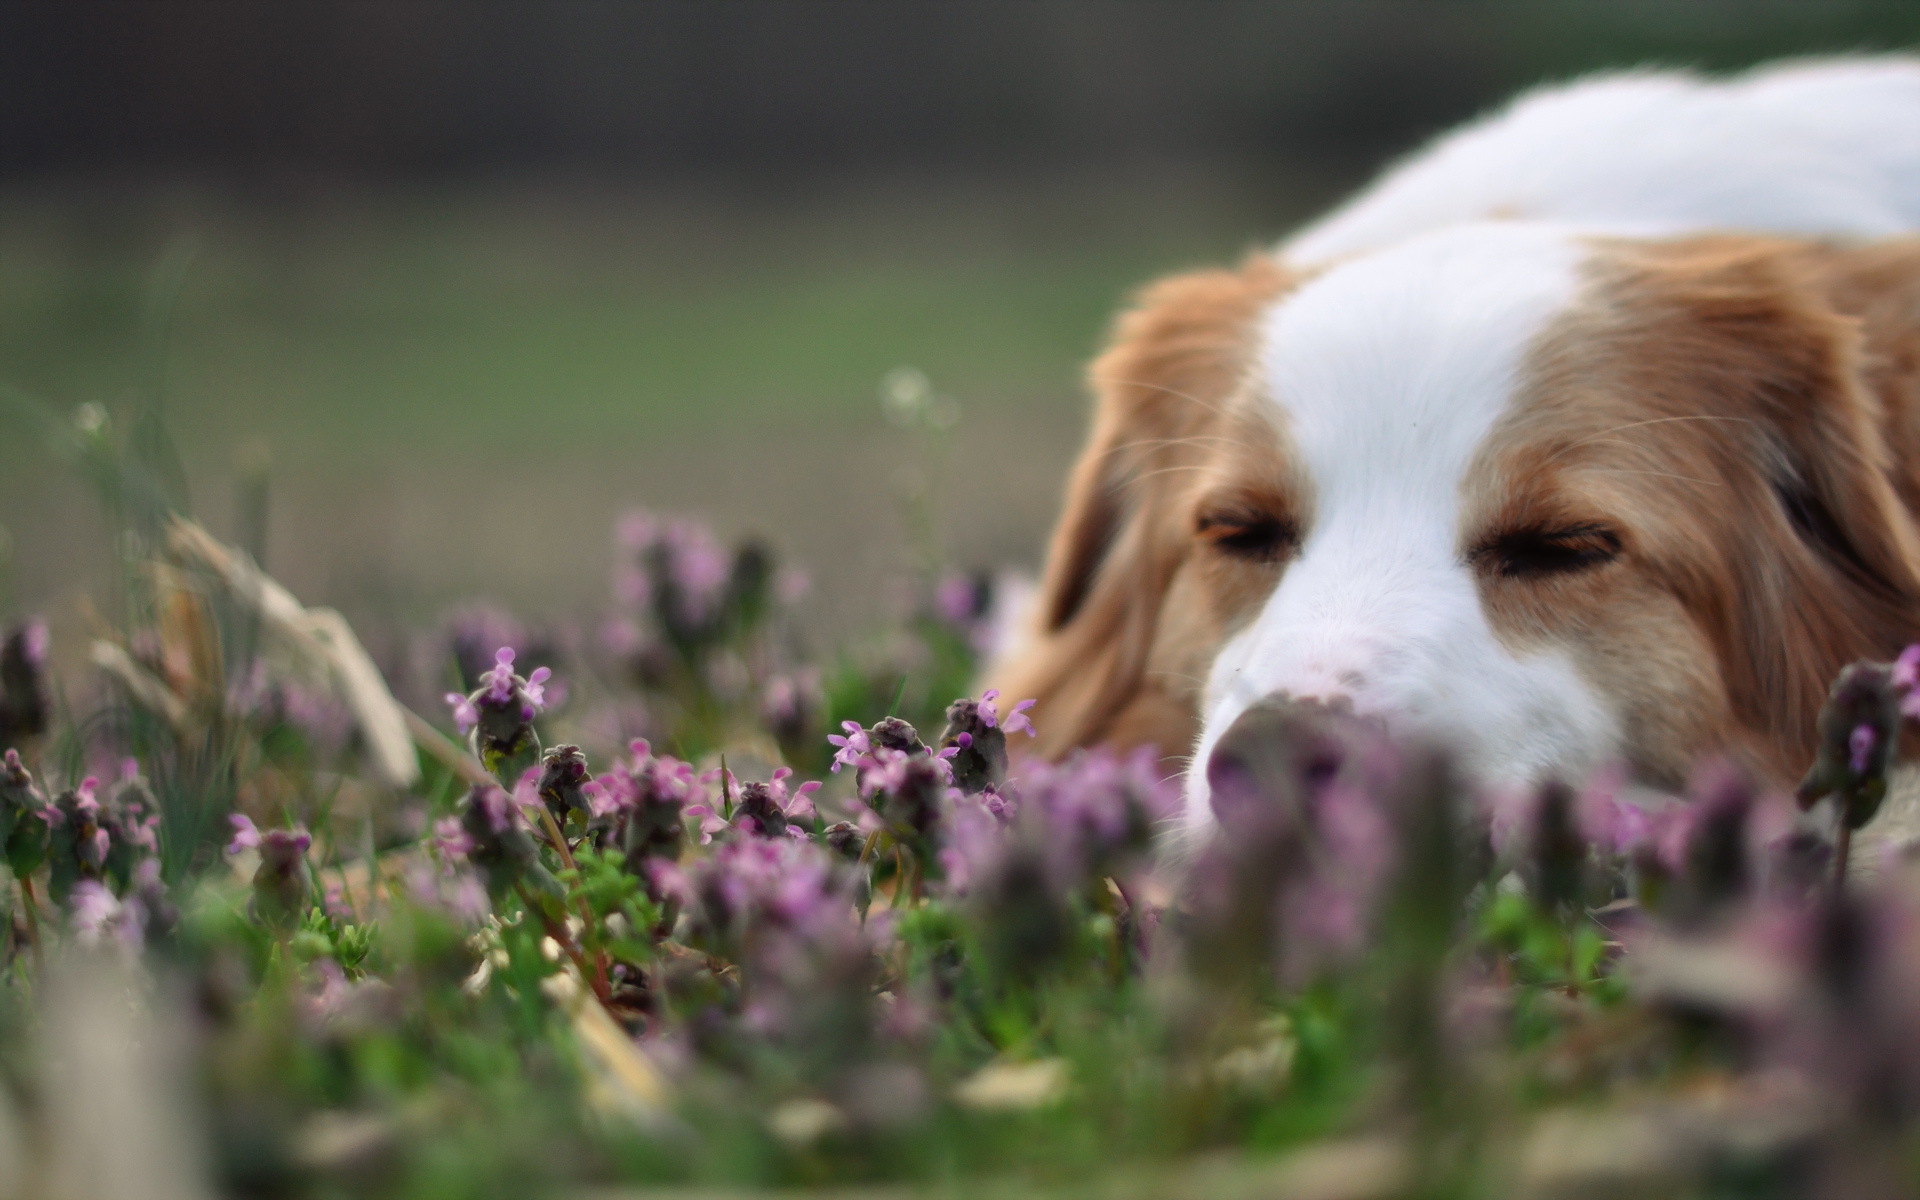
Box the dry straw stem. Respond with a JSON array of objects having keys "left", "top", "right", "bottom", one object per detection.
[
  {"left": 165, "top": 517, "right": 422, "bottom": 789},
  {"left": 88, "top": 639, "right": 190, "bottom": 731},
  {"left": 31, "top": 951, "right": 217, "bottom": 1200},
  {"left": 539, "top": 965, "right": 674, "bottom": 1125}
]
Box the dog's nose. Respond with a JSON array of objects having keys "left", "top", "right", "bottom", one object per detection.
[{"left": 1204, "top": 696, "right": 1367, "bottom": 830}]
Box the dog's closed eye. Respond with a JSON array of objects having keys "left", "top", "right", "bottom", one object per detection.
[
  {"left": 1472, "top": 524, "right": 1622, "bottom": 579},
  {"left": 1196, "top": 512, "right": 1297, "bottom": 563}
]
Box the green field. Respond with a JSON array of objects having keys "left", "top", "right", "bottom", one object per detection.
[{"left": 0, "top": 169, "right": 1326, "bottom": 638}]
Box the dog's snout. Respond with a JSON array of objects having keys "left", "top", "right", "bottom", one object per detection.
[{"left": 1204, "top": 696, "right": 1365, "bottom": 829}]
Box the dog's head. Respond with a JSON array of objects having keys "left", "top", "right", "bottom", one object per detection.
[{"left": 992, "top": 222, "right": 1920, "bottom": 828}]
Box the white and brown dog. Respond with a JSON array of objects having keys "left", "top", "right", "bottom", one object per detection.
[{"left": 990, "top": 57, "right": 1920, "bottom": 830}]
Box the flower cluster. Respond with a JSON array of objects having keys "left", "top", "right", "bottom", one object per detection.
[
  {"left": 227, "top": 658, "right": 355, "bottom": 754},
  {"left": 228, "top": 813, "right": 316, "bottom": 924},
  {"left": 50, "top": 468, "right": 1920, "bottom": 1199},
  {"left": 1, "top": 753, "right": 172, "bottom": 952},
  {"left": 1176, "top": 711, "right": 1415, "bottom": 989},
  {"left": 580, "top": 739, "right": 704, "bottom": 894},
  {"left": 602, "top": 510, "right": 818, "bottom": 755},
  {"left": 446, "top": 646, "right": 554, "bottom": 781}
]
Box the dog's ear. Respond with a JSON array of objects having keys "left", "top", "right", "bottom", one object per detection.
[
  {"left": 988, "top": 255, "right": 1289, "bottom": 760},
  {"left": 1624, "top": 237, "right": 1920, "bottom": 776}
]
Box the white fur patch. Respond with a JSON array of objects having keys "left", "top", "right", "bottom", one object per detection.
[
  {"left": 1183, "top": 223, "right": 1620, "bottom": 828},
  {"left": 1285, "top": 57, "right": 1920, "bottom": 264}
]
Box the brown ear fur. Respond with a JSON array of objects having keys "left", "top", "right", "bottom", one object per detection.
[
  {"left": 988, "top": 255, "right": 1290, "bottom": 762},
  {"left": 1598, "top": 237, "right": 1920, "bottom": 778}
]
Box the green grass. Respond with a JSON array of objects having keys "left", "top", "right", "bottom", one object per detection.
[
  {"left": 0, "top": 171, "right": 1324, "bottom": 628},
  {"left": 0, "top": 173, "right": 1311, "bottom": 449}
]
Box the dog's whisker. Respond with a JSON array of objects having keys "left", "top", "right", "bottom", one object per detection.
[
  {"left": 1095, "top": 434, "right": 1248, "bottom": 461},
  {"left": 1542, "top": 415, "right": 1759, "bottom": 467},
  {"left": 1089, "top": 375, "right": 1245, "bottom": 420},
  {"left": 1582, "top": 466, "right": 1724, "bottom": 487},
  {"left": 1126, "top": 464, "right": 1213, "bottom": 485}
]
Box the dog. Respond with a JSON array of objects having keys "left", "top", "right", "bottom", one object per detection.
[{"left": 988, "top": 57, "right": 1920, "bottom": 830}]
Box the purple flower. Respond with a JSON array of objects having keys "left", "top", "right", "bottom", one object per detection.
[
  {"left": 1572, "top": 764, "right": 1655, "bottom": 858},
  {"left": 1799, "top": 661, "right": 1902, "bottom": 836},
  {"left": 536, "top": 743, "right": 592, "bottom": 822},
  {"left": 645, "top": 858, "right": 692, "bottom": 906},
  {"left": 685, "top": 835, "right": 854, "bottom": 956},
  {"left": 586, "top": 739, "right": 702, "bottom": 865},
  {"left": 260, "top": 826, "right": 313, "bottom": 868},
  {"left": 68, "top": 879, "right": 118, "bottom": 931},
  {"left": 934, "top": 571, "right": 982, "bottom": 627},
  {"left": 69, "top": 879, "right": 140, "bottom": 953},
  {"left": 1014, "top": 747, "right": 1182, "bottom": 885},
  {"left": 617, "top": 510, "right": 735, "bottom": 634},
  {"left": 72, "top": 776, "right": 99, "bottom": 818},
  {"left": 322, "top": 881, "right": 354, "bottom": 923},
  {"left": 449, "top": 645, "right": 555, "bottom": 782},
  {"left": 770, "top": 768, "right": 821, "bottom": 818},
  {"left": 940, "top": 691, "right": 1036, "bottom": 794},
  {"left": 523, "top": 665, "right": 553, "bottom": 710},
  {"left": 1176, "top": 721, "right": 1432, "bottom": 988},
  {"left": 856, "top": 747, "right": 950, "bottom": 850},
  {"left": 473, "top": 646, "right": 550, "bottom": 717},
  {"left": 857, "top": 747, "right": 931, "bottom": 798},
  {"left": 827, "top": 721, "right": 872, "bottom": 773},
  {"left": 1894, "top": 643, "right": 1920, "bottom": 691},
  {"left": 3, "top": 748, "right": 28, "bottom": 789},
  {"left": 19, "top": 619, "right": 48, "bottom": 668},
  {"left": 122, "top": 810, "right": 159, "bottom": 853},
  {"left": 445, "top": 692, "right": 479, "bottom": 735},
  {"left": 445, "top": 872, "right": 491, "bottom": 925},
  {"left": 404, "top": 860, "right": 492, "bottom": 927},
  {"left": 471, "top": 784, "right": 516, "bottom": 834},
  {"left": 433, "top": 816, "right": 476, "bottom": 862},
  {"left": 762, "top": 669, "right": 822, "bottom": 744},
  {"left": 938, "top": 790, "right": 1012, "bottom": 895},
  {"left": 1850, "top": 723, "right": 1878, "bottom": 775},
  {"left": 666, "top": 525, "right": 730, "bottom": 620},
  {"left": 721, "top": 768, "right": 823, "bottom": 841},
  {"left": 682, "top": 801, "right": 731, "bottom": 844},
  {"left": 1642, "top": 760, "right": 1799, "bottom": 920},
  {"left": 227, "top": 813, "right": 261, "bottom": 855},
  {"left": 977, "top": 690, "right": 1036, "bottom": 738}
]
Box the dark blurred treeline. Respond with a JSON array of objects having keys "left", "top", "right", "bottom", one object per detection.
[{"left": 4, "top": 1, "right": 1917, "bottom": 181}]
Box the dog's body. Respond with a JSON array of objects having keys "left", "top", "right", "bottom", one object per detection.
[{"left": 989, "top": 58, "right": 1920, "bottom": 828}]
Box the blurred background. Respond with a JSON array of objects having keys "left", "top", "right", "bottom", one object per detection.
[{"left": 4, "top": 1, "right": 1918, "bottom": 648}]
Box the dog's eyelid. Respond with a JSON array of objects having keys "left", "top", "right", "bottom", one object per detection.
[
  {"left": 1194, "top": 509, "right": 1297, "bottom": 561},
  {"left": 1470, "top": 522, "right": 1623, "bottom": 579}
]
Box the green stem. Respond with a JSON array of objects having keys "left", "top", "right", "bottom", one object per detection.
[
  {"left": 18, "top": 874, "right": 43, "bottom": 970},
  {"left": 516, "top": 882, "right": 613, "bottom": 1008},
  {"left": 535, "top": 806, "right": 610, "bottom": 1001},
  {"left": 1834, "top": 820, "right": 1853, "bottom": 891}
]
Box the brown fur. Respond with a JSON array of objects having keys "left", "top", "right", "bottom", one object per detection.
[
  {"left": 995, "top": 233, "right": 1920, "bottom": 789},
  {"left": 987, "top": 254, "right": 1291, "bottom": 767}
]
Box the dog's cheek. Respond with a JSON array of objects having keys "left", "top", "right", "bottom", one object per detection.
[
  {"left": 1479, "top": 570, "right": 1737, "bottom": 788},
  {"left": 1578, "top": 590, "right": 1742, "bottom": 786},
  {"left": 1168, "top": 559, "right": 1257, "bottom": 678},
  {"left": 1191, "top": 549, "right": 1285, "bottom": 632}
]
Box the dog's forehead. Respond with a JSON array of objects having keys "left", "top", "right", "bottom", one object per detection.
[{"left": 1253, "top": 223, "right": 1589, "bottom": 522}]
